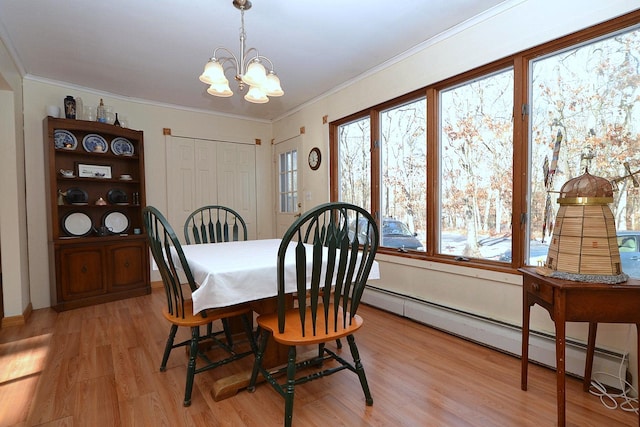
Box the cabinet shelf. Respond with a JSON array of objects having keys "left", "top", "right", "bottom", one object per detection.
[
  {"left": 58, "top": 204, "right": 141, "bottom": 209},
  {"left": 57, "top": 178, "right": 140, "bottom": 184},
  {"left": 44, "top": 117, "right": 150, "bottom": 311},
  {"left": 57, "top": 234, "right": 146, "bottom": 243},
  {"left": 55, "top": 148, "right": 139, "bottom": 160}
]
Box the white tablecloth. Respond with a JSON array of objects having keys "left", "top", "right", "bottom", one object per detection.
[{"left": 178, "top": 239, "right": 380, "bottom": 314}]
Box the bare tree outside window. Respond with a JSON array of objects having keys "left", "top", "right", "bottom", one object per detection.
[
  {"left": 338, "top": 118, "right": 371, "bottom": 211},
  {"left": 380, "top": 98, "right": 427, "bottom": 250},
  {"left": 331, "top": 15, "right": 640, "bottom": 270},
  {"left": 529, "top": 26, "right": 640, "bottom": 274},
  {"left": 439, "top": 68, "right": 514, "bottom": 260}
]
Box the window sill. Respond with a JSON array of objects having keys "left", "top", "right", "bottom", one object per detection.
[{"left": 375, "top": 251, "right": 522, "bottom": 286}]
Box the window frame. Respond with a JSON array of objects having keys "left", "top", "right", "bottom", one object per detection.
[
  {"left": 329, "top": 10, "right": 640, "bottom": 271},
  {"left": 330, "top": 90, "right": 426, "bottom": 256},
  {"left": 430, "top": 59, "right": 517, "bottom": 265}
]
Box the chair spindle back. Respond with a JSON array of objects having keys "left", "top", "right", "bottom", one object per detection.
[
  {"left": 143, "top": 206, "right": 202, "bottom": 320},
  {"left": 184, "top": 205, "right": 248, "bottom": 244},
  {"left": 277, "top": 202, "right": 379, "bottom": 335}
]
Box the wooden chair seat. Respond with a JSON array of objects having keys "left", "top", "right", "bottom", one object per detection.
[
  {"left": 257, "top": 304, "right": 362, "bottom": 346},
  {"left": 162, "top": 300, "right": 253, "bottom": 328}
]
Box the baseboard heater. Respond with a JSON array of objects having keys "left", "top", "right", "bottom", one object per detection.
[{"left": 362, "top": 285, "right": 628, "bottom": 390}]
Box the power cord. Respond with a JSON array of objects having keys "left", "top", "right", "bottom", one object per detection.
[{"left": 588, "top": 325, "right": 638, "bottom": 414}]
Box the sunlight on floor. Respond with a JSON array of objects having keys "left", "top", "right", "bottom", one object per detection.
[{"left": 0, "top": 333, "right": 51, "bottom": 425}]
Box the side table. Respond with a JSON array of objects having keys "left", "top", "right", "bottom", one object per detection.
[{"left": 520, "top": 267, "right": 640, "bottom": 427}]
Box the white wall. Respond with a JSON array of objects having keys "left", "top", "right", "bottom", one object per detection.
[
  {"left": 21, "top": 79, "right": 275, "bottom": 309},
  {"left": 272, "top": 0, "right": 640, "bottom": 377},
  {"left": 0, "top": 36, "right": 30, "bottom": 319}
]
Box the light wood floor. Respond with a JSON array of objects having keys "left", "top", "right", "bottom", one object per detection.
[{"left": 1, "top": 287, "right": 637, "bottom": 426}]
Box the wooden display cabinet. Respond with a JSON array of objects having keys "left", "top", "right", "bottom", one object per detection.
[{"left": 44, "top": 117, "right": 150, "bottom": 311}]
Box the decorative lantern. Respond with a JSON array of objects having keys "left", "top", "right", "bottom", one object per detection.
[{"left": 537, "top": 171, "right": 628, "bottom": 283}]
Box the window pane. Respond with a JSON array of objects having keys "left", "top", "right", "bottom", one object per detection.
[
  {"left": 292, "top": 170, "right": 297, "bottom": 193},
  {"left": 529, "top": 26, "right": 640, "bottom": 275},
  {"left": 338, "top": 118, "right": 371, "bottom": 211},
  {"left": 380, "top": 98, "right": 426, "bottom": 251},
  {"left": 439, "top": 68, "right": 514, "bottom": 260},
  {"left": 279, "top": 149, "right": 298, "bottom": 213}
]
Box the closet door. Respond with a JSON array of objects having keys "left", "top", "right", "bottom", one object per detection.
[
  {"left": 167, "top": 137, "right": 197, "bottom": 237},
  {"left": 217, "top": 142, "right": 257, "bottom": 239},
  {"left": 195, "top": 139, "right": 218, "bottom": 206},
  {"left": 167, "top": 136, "right": 256, "bottom": 241}
]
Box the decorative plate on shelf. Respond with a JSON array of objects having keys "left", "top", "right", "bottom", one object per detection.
[
  {"left": 103, "top": 211, "right": 129, "bottom": 234},
  {"left": 54, "top": 129, "right": 77, "bottom": 150},
  {"left": 62, "top": 211, "right": 93, "bottom": 237},
  {"left": 64, "top": 187, "right": 88, "bottom": 204},
  {"left": 107, "top": 188, "right": 128, "bottom": 204},
  {"left": 111, "top": 137, "right": 134, "bottom": 156},
  {"left": 82, "top": 134, "right": 108, "bottom": 153}
]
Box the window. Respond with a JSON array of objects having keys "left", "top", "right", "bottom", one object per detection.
[
  {"left": 439, "top": 69, "right": 514, "bottom": 260},
  {"left": 380, "top": 98, "right": 427, "bottom": 251},
  {"left": 337, "top": 117, "right": 371, "bottom": 210},
  {"left": 336, "top": 97, "right": 427, "bottom": 252},
  {"left": 330, "top": 11, "right": 640, "bottom": 272},
  {"left": 279, "top": 149, "right": 297, "bottom": 213},
  {"left": 528, "top": 25, "right": 640, "bottom": 275}
]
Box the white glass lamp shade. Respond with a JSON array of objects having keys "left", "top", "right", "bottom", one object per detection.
[
  {"left": 265, "top": 72, "right": 284, "bottom": 97},
  {"left": 242, "top": 60, "right": 267, "bottom": 87},
  {"left": 207, "top": 79, "right": 233, "bottom": 97},
  {"left": 199, "top": 60, "right": 227, "bottom": 85},
  {"left": 244, "top": 86, "right": 269, "bottom": 103}
]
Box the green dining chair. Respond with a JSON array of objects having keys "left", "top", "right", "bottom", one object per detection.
[
  {"left": 247, "top": 202, "right": 379, "bottom": 427},
  {"left": 184, "top": 205, "right": 248, "bottom": 244},
  {"left": 184, "top": 205, "right": 249, "bottom": 346},
  {"left": 143, "top": 206, "right": 256, "bottom": 406}
]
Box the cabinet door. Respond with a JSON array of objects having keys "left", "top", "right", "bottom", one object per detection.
[
  {"left": 107, "top": 242, "right": 146, "bottom": 291},
  {"left": 59, "top": 246, "right": 106, "bottom": 300}
]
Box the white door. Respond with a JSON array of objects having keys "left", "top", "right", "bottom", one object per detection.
[
  {"left": 166, "top": 137, "right": 197, "bottom": 238},
  {"left": 194, "top": 139, "right": 218, "bottom": 207},
  {"left": 217, "top": 142, "right": 257, "bottom": 239},
  {"left": 166, "top": 136, "right": 256, "bottom": 241},
  {"left": 274, "top": 136, "right": 302, "bottom": 237}
]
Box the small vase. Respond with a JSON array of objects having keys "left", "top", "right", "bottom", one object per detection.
[
  {"left": 114, "top": 113, "right": 121, "bottom": 126},
  {"left": 75, "top": 97, "right": 84, "bottom": 120},
  {"left": 97, "top": 98, "right": 106, "bottom": 123},
  {"left": 64, "top": 96, "right": 76, "bottom": 119}
]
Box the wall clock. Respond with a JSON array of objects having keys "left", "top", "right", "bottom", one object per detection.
[{"left": 308, "top": 147, "right": 321, "bottom": 170}]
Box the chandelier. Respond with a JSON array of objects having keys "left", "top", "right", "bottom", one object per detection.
[{"left": 198, "top": 0, "right": 284, "bottom": 104}]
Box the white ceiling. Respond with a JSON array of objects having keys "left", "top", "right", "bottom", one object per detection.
[{"left": 0, "top": 0, "right": 508, "bottom": 121}]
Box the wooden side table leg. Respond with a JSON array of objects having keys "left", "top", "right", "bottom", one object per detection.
[
  {"left": 636, "top": 324, "right": 640, "bottom": 427},
  {"left": 583, "top": 322, "right": 597, "bottom": 392},
  {"left": 521, "top": 287, "right": 531, "bottom": 391},
  {"left": 555, "top": 302, "right": 567, "bottom": 427}
]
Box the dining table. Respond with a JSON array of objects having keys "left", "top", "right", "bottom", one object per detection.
[{"left": 177, "top": 238, "right": 381, "bottom": 400}]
